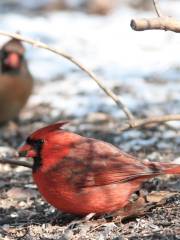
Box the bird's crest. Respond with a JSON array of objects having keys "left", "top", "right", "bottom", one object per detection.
[{"left": 30, "top": 121, "right": 69, "bottom": 139}]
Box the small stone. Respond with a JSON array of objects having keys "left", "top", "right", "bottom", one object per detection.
[
  {"left": 60, "top": 229, "right": 74, "bottom": 240},
  {"left": 0, "top": 146, "right": 17, "bottom": 158},
  {"left": 87, "top": 112, "right": 111, "bottom": 123},
  {"left": 6, "top": 187, "right": 37, "bottom": 200},
  {"left": 147, "top": 152, "right": 163, "bottom": 162},
  {"left": 86, "top": 0, "right": 117, "bottom": 15}
]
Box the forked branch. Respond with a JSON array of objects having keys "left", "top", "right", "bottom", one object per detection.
[{"left": 118, "top": 114, "right": 180, "bottom": 132}]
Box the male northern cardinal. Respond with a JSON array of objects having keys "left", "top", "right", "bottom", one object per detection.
[
  {"left": 18, "top": 122, "right": 180, "bottom": 215},
  {"left": 0, "top": 38, "right": 33, "bottom": 124}
]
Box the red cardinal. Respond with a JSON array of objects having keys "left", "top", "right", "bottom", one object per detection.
[
  {"left": 0, "top": 38, "right": 33, "bottom": 124},
  {"left": 18, "top": 122, "right": 180, "bottom": 215}
]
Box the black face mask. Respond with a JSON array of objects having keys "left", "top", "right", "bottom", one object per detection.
[
  {"left": 26, "top": 138, "right": 45, "bottom": 172},
  {"left": 0, "top": 51, "right": 22, "bottom": 73}
]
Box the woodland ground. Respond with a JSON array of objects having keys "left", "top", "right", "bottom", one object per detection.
[{"left": 0, "top": 100, "right": 180, "bottom": 239}]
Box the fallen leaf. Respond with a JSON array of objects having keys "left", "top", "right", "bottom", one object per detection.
[{"left": 146, "top": 191, "right": 178, "bottom": 203}]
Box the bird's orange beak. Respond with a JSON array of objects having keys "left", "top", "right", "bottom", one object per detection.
[
  {"left": 18, "top": 143, "right": 37, "bottom": 158},
  {"left": 5, "top": 52, "right": 20, "bottom": 68}
]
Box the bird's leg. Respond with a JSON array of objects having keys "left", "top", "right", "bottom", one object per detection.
[
  {"left": 84, "top": 212, "right": 96, "bottom": 221},
  {"left": 67, "top": 213, "right": 96, "bottom": 229},
  {"left": 109, "top": 196, "right": 156, "bottom": 223}
]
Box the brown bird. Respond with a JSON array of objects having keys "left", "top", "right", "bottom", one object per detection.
[
  {"left": 0, "top": 38, "right": 33, "bottom": 124},
  {"left": 18, "top": 122, "right": 180, "bottom": 215}
]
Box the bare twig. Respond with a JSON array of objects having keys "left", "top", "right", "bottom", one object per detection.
[
  {"left": 118, "top": 114, "right": 180, "bottom": 132},
  {"left": 131, "top": 0, "right": 180, "bottom": 33},
  {"left": 0, "top": 31, "right": 135, "bottom": 124},
  {"left": 131, "top": 17, "right": 180, "bottom": 32},
  {"left": 153, "top": 0, "right": 163, "bottom": 17},
  {"left": 0, "top": 158, "right": 32, "bottom": 168}
]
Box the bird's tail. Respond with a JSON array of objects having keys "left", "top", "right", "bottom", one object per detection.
[{"left": 146, "top": 161, "right": 180, "bottom": 175}]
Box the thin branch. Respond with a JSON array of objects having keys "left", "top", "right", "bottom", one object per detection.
[
  {"left": 118, "top": 114, "right": 180, "bottom": 132},
  {"left": 0, "top": 158, "right": 32, "bottom": 168},
  {"left": 131, "top": 17, "right": 180, "bottom": 32},
  {"left": 131, "top": 0, "right": 180, "bottom": 33},
  {"left": 153, "top": 0, "right": 163, "bottom": 17},
  {"left": 0, "top": 31, "right": 135, "bottom": 124}
]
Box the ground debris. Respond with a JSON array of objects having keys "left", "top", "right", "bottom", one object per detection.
[{"left": 0, "top": 117, "right": 180, "bottom": 239}]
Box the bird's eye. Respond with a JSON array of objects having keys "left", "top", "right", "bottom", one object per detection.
[
  {"left": 26, "top": 137, "right": 31, "bottom": 144},
  {"left": 26, "top": 138, "right": 44, "bottom": 152},
  {"left": 36, "top": 139, "right": 44, "bottom": 145},
  {"left": 33, "top": 139, "right": 44, "bottom": 151}
]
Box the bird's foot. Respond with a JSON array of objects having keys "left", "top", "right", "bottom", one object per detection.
[{"left": 67, "top": 212, "right": 96, "bottom": 229}]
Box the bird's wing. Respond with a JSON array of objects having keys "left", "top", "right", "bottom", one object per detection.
[{"left": 56, "top": 137, "right": 159, "bottom": 188}]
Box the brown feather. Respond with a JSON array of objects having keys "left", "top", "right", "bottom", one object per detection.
[{"left": 0, "top": 38, "right": 33, "bottom": 123}]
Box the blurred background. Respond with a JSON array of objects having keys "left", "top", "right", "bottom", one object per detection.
[
  {"left": 0, "top": 0, "right": 179, "bottom": 152},
  {"left": 1, "top": 2, "right": 180, "bottom": 238}
]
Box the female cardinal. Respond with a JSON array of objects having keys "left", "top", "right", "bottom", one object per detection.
[
  {"left": 0, "top": 38, "right": 33, "bottom": 124},
  {"left": 18, "top": 122, "right": 180, "bottom": 215}
]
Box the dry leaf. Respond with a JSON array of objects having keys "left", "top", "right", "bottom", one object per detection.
[{"left": 146, "top": 191, "right": 178, "bottom": 203}]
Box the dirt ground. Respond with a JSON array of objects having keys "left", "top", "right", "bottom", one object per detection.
[{"left": 0, "top": 101, "right": 180, "bottom": 240}]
